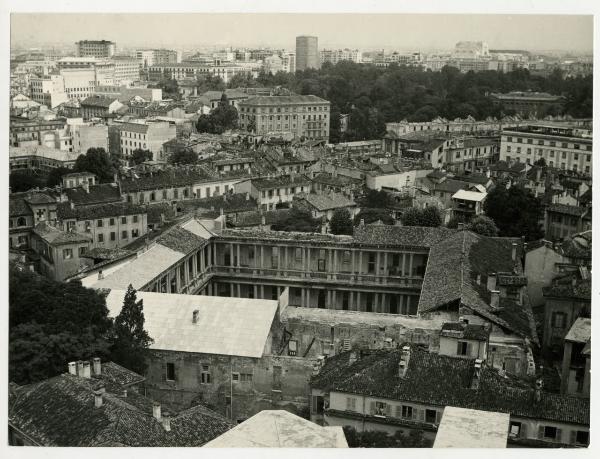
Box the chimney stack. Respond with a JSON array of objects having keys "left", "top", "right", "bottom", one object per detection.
[
  {"left": 94, "top": 390, "right": 103, "bottom": 408},
  {"left": 82, "top": 361, "right": 91, "bottom": 379},
  {"left": 83, "top": 181, "right": 90, "bottom": 194},
  {"left": 161, "top": 411, "right": 171, "bottom": 432},
  {"left": 192, "top": 309, "right": 199, "bottom": 324},
  {"left": 98, "top": 270, "right": 104, "bottom": 280},
  {"left": 245, "top": 192, "right": 250, "bottom": 201},
  {"left": 93, "top": 357, "right": 101, "bottom": 376},
  {"left": 487, "top": 273, "right": 497, "bottom": 292},
  {"left": 68, "top": 362, "right": 77, "bottom": 375},
  {"left": 360, "top": 218, "right": 365, "bottom": 227},
  {"left": 476, "top": 274, "right": 481, "bottom": 285},
  {"left": 511, "top": 242, "right": 518, "bottom": 262},
  {"left": 76, "top": 361, "right": 84, "bottom": 377},
  {"left": 348, "top": 351, "right": 357, "bottom": 365},
  {"left": 153, "top": 402, "right": 162, "bottom": 421},
  {"left": 534, "top": 378, "right": 543, "bottom": 402},
  {"left": 490, "top": 290, "right": 500, "bottom": 309},
  {"left": 398, "top": 345, "right": 411, "bottom": 378}
]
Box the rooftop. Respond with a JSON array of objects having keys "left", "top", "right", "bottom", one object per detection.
[
  {"left": 105, "top": 290, "right": 278, "bottom": 358},
  {"left": 57, "top": 202, "right": 146, "bottom": 221},
  {"left": 452, "top": 189, "right": 487, "bottom": 202},
  {"left": 33, "top": 222, "right": 91, "bottom": 246},
  {"left": 204, "top": 410, "right": 347, "bottom": 448},
  {"left": 433, "top": 407, "right": 509, "bottom": 448},
  {"left": 240, "top": 95, "right": 330, "bottom": 106},
  {"left": 80, "top": 96, "right": 119, "bottom": 108},
  {"left": 299, "top": 192, "right": 356, "bottom": 211},
  {"left": 64, "top": 183, "right": 122, "bottom": 206},
  {"left": 564, "top": 317, "right": 591, "bottom": 344},
  {"left": 251, "top": 174, "right": 311, "bottom": 190}
]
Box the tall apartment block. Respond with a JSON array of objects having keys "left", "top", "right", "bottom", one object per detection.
[
  {"left": 296, "top": 36, "right": 319, "bottom": 71},
  {"left": 76, "top": 40, "right": 116, "bottom": 58}
]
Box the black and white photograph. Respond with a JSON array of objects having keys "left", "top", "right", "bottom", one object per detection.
[{"left": 2, "top": 0, "right": 597, "bottom": 453}]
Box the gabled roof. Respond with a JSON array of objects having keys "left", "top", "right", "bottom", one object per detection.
[
  {"left": 57, "top": 202, "right": 146, "bottom": 221},
  {"left": 313, "top": 348, "right": 589, "bottom": 426},
  {"left": 251, "top": 174, "right": 311, "bottom": 190},
  {"left": 547, "top": 204, "right": 589, "bottom": 217},
  {"left": 564, "top": 317, "right": 591, "bottom": 344},
  {"left": 105, "top": 290, "right": 278, "bottom": 358},
  {"left": 452, "top": 189, "right": 487, "bottom": 202},
  {"left": 9, "top": 195, "right": 34, "bottom": 217},
  {"left": 353, "top": 225, "right": 457, "bottom": 248},
  {"left": 65, "top": 184, "right": 122, "bottom": 207},
  {"left": 80, "top": 96, "right": 119, "bottom": 108},
  {"left": 33, "top": 222, "right": 92, "bottom": 246},
  {"left": 300, "top": 192, "right": 356, "bottom": 211}
]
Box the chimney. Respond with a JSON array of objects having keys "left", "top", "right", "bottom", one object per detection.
[
  {"left": 490, "top": 290, "right": 500, "bottom": 310},
  {"left": 83, "top": 181, "right": 90, "bottom": 194},
  {"left": 348, "top": 351, "right": 357, "bottom": 365},
  {"left": 161, "top": 411, "right": 171, "bottom": 432},
  {"left": 192, "top": 309, "right": 199, "bottom": 324},
  {"left": 321, "top": 223, "right": 327, "bottom": 234},
  {"left": 152, "top": 402, "right": 162, "bottom": 421},
  {"left": 70, "top": 201, "right": 75, "bottom": 210},
  {"left": 511, "top": 242, "right": 517, "bottom": 262},
  {"left": 471, "top": 359, "right": 483, "bottom": 389},
  {"left": 76, "top": 361, "right": 85, "bottom": 377},
  {"left": 245, "top": 192, "right": 250, "bottom": 201},
  {"left": 93, "top": 357, "right": 101, "bottom": 376},
  {"left": 94, "top": 390, "right": 103, "bottom": 408},
  {"left": 398, "top": 345, "right": 410, "bottom": 378},
  {"left": 360, "top": 218, "right": 365, "bottom": 227},
  {"left": 68, "top": 361, "right": 77, "bottom": 375},
  {"left": 534, "top": 378, "right": 543, "bottom": 402},
  {"left": 98, "top": 270, "right": 104, "bottom": 280},
  {"left": 220, "top": 207, "right": 224, "bottom": 217},
  {"left": 476, "top": 274, "right": 481, "bottom": 285},
  {"left": 82, "top": 361, "right": 91, "bottom": 379},
  {"left": 487, "top": 272, "right": 497, "bottom": 292}
]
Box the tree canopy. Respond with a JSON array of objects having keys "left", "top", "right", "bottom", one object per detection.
[
  {"left": 74, "top": 148, "right": 115, "bottom": 183},
  {"left": 196, "top": 94, "right": 239, "bottom": 134},
  {"left": 169, "top": 147, "right": 198, "bottom": 165},
  {"left": 329, "top": 208, "right": 354, "bottom": 235},
  {"left": 401, "top": 206, "right": 442, "bottom": 227},
  {"left": 354, "top": 208, "right": 395, "bottom": 226},
  {"left": 9, "top": 171, "right": 46, "bottom": 193},
  {"left": 130, "top": 148, "right": 153, "bottom": 166},
  {"left": 343, "top": 426, "right": 432, "bottom": 448},
  {"left": 271, "top": 208, "right": 321, "bottom": 233},
  {"left": 483, "top": 185, "right": 544, "bottom": 241},
  {"left": 467, "top": 215, "right": 500, "bottom": 237},
  {"left": 149, "top": 78, "right": 179, "bottom": 100},
  {"left": 45, "top": 167, "right": 72, "bottom": 188},
  {"left": 360, "top": 189, "right": 393, "bottom": 209},
  {"left": 110, "top": 285, "right": 153, "bottom": 375}
]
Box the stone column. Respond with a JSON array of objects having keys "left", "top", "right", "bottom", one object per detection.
[
  {"left": 236, "top": 244, "right": 241, "bottom": 268},
  {"left": 381, "top": 293, "right": 387, "bottom": 313},
  {"left": 301, "top": 288, "right": 305, "bottom": 307},
  {"left": 401, "top": 253, "right": 406, "bottom": 276},
  {"left": 253, "top": 285, "right": 258, "bottom": 299},
  {"left": 230, "top": 283, "right": 235, "bottom": 297},
  {"left": 253, "top": 244, "right": 258, "bottom": 269},
  {"left": 356, "top": 292, "right": 362, "bottom": 311},
  {"left": 260, "top": 246, "right": 264, "bottom": 271},
  {"left": 230, "top": 243, "right": 234, "bottom": 267},
  {"left": 261, "top": 285, "right": 265, "bottom": 299},
  {"left": 408, "top": 253, "right": 414, "bottom": 277},
  {"left": 237, "top": 283, "right": 241, "bottom": 298},
  {"left": 306, "top": 289, "right": 311, "bottom": 308}
]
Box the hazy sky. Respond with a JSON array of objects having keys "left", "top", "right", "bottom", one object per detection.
[{"left": 11, "top": 13, "right": 593, "bottom": 52}]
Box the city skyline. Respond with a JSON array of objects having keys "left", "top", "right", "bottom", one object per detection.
[{"left": 11, "top": 13, "right": 593, "bottom": 53}]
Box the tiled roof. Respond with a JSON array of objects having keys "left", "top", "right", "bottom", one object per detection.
[
  {"left": 547, "top": 204, "right": 589, "bottom": 217},
  {"left": 155, "top": 226, "right": 207, "bottom": 255},
  {"left": 313, "top": 348, "right": 589, "bottom": 426},
  {"left": 179, "top": 193, "right": 258, "bottom": 214},
  {"left": 33, "top": 222, "right": 92, "bottom": 246},
  {"left": 241, "top": 95, "right": 329, "bottom": 106},
  {"left": 352, "top": 225, "right": 457, "bottom": 248},
  {"left": 57, "top": 202, "right": 146, "bottom": 220},
  {"left": 65, "top": 184, "right": 122, "bottom": 206},
  {"left": 564, "top": 318, "right": 591, "bottom": 344},
  {"left": 433, "top": 179, "right": 468, "bottom": 194},
  {"left": 300, "top": 192, "right": 356, "bottom": 211},
  {"left": 440, "top": 322, "right": 490, "bottom": 341},
  {"left": 542, "top": 276, "right": 591, "bottom": 301},
  {"left": 9, "top": 195, "right": 33, "bottom": 217},
  {"left": 251, "top": 174, "right": 311, "bottom": 190},
  {"left": 228, "top": 209, "right": 292, "bottom": 227},
  {"left": 560, "top": 231, "right": 592, "bottom": 259},
  {"left": 24, "top": 192, "right": 57, "bottom": 205},
  {"left": 488, "top": 161, "right": 527, "bottom": 174},
  {"left": 9, "top": 370, "right": 233, "bottom": 446},
  {"left": 312, "top": 172, "right": 362, "bottom": 187},
  {"left": 80, "top": 96, "right": 118, "bottom": 108},
  {"left": 119, "top": 169, "right": 210, "bottom": 192},
  {"left": 105, "top": 290, "right": 278, "bottom": 358}
]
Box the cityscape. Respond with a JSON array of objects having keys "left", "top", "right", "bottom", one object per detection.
[{"left": 7, "top": 12, "right": 593, "bottom": 449}]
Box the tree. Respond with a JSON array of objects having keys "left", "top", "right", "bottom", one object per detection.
[
  {"left": 342, "top": 426, "right": 432, "bottom": 448},
  {"left": 401, "top": 207, "right": 442, "bottom": 227},
  {"left": 196, "top": 94, "right": 239, "bottom": 134},
  {"left": 483, "top": 185, "right": 544, "bottom": 241},
  {"left": 9, "top": 171, "right": 46, "bottom": 192},
  {"left": 401, "top": 207, "right": 422, "bottom": 226},
  {"left": 329, "top": 208, "right": 354, "bottom": 235},
  {"left": 534, "top": 157, "right": 547, "bottom": 167},
  {"left": 361, "top": 189, "right": 393, "bottom": 209},
  {"left": 169, "top": 147, "right": 197, "bottom": 165},
  {"left": 150, "top": 78, "right": 179, "bottom": 100},
  {"left": 110, "top": 285, "right": 153, "bottom": 375},
  {"left": 354, "top": 208, "right": 395, "bottom": 225},
  {"left": 9, "top": 265, "right": 113, "bottom": 384},
  {"left": 46, "top": 167, "right": 71, "bottom": 188},
  {"left": 467, "top": 215, "right": 499, "bottom": 237},
  {"left": 74, "top": 148, "right": 115, "bottom": 183},
  {"left": 271, "top": 208, "right": 321, "bottom": 233},
  {"left": 130, "top": 148, "right": 153, "bottom": 166},
  {"left": 446, "top": 214, "right": 470, "bottom": 229}
]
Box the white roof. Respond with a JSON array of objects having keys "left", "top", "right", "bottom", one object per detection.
[
  {"left": 89, "top": 244, "right": 184, "bottom": 290},
  {"left": 203, "top": 410, "right": 348, "bottom": 447},
  {"left": 452, "top": 189, "right": 487, "bottom": 202},
  {"left": 105, "top": 290, "right": 278, "bottom": 358},
  {"left": 434, "top": 406, "right": 509, "bottom": 448},
  {"left": 565, "top": 317, "right": 591, "bottom": 344},
  {"left": 181, "top": 218, "right": 214, "bottom": 239},
  {"left": 10, "top": 145, "right": 80, "bottom": 163}
]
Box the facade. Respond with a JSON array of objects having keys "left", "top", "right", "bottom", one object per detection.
[
  {"left": 76, "top": 40, "right": 116, "bottom": 58},
  {"left": 29, "top": 74, "right": 69, "bottom": 108},
  {"left": 560, "top": 318, "right": 590, "bottom": 398},
  {"left": 117, "top": 121, "right": 177, "bottom": 160},
  {"left": 294, "top": 192, "right": 358, "bottom": 222},
  {"left": 10, "top": 145, "right": 79, "bottom": 172},
  {"left": 499, "top": 125, "right": 592, "bottom": 174},
  {"left": 544, "top": 204, "right": 591, "bottom": 240},
  {"left": 490, "top": 92, "right": 564, "bottom": 116},
  {"left": 238, "top": 95, "right": 331, "bottom": 142},
  {"left": 320, "top": 49, "right": 362, "bottom": 65},
  {"left": 111, "top": 57, "right": 140, "bottom": 84},
  {"left": 147, "top": 62, "right": 257, "bottom": 83},
  {"left": 235, "top": 175, "right": 312, "bottom": 211},
  {"left": 80, "top": 96, "right": 124, "bottom": 120},
  {"left": 296, "top": 36, "right": 319, "bottom": 71},
  {"left": 444, "top": 137, "right": 499, "bottom": 173},
  {"left": 450, "top": 189, "right": 487, "bottom": 220}
]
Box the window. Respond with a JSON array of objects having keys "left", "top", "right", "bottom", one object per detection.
[
  {"left": 425, "top": 409, "right": 437, "bottom": 424},
  {"left": 79, "top": 246, "right": 87, "bottom": 256},
  {"left": 98, "top": 233, "right": 104, "bottom": 243},
  {"left": 457, "top": 341, "right": 469, "bottom": 356},
  {"left": 318, "top": 249, "right": 326, "bottom": 272},
  {"left": 132, "top": 229, "right": 139, "bottom": 238},
  {"left": 552, "top": 311, "right": 566, "bottom": 329},
  {"left": 401, "top": 405, "right": 413, "bottom": 419},
  {"left": 343, "top": 250, "right": 351, "bottom": 264},
  {"left": 543, "top": 426, "right": 558, "bottom": 440},
  {"left": 174, "top": 189, "right": 179, "bottom": 199},
  {"left": 166, "top": 363, "right": 176, "bottom": 381},
  {"left": 232, "top": 372, "right": 240, "bottom": 383},
  {"left": 201, "top": 364, "right": 211, "bottom": 384},
  {"left": 509, "top": 421, "right": 522, "bottom": 437},
  {"left": 109, "top": 218, "right": 115, "bottom": 226},
  {"left": 110, "top": 232, "right": 116, "bottom": 241},
  {"left": 122, "top": 230, "right": 128, "bottom": 239},
  {"left": 97, "top": 219, "right": 104, "bottom": 227},
  {"left": 295, "top": 247, "right": 303, "bottom": 261},
  {"left": 312, "top": 395, "right": 325, "bottom": 414},
  {"left": 374, "top": 401, "right": 388, "bottom": 416},
  {"left": 63, "top": 248, "right": 73, "bottom": 259},
  {"left": 288, "top": 340, "right": 298, "bottom": 356},
  {"left": 271, "top": 247, "right": 279, "bottom": 268},
  {"left": 575, "top": 430, "right": 589, "bottom": 445},
  {"left": 506, "top": 146, "right": 511, "bottom": 153},
  {"left": 346, "top": 397, "right": 357, "bottom": 411}
]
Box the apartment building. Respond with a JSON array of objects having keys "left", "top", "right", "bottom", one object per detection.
[
  {"left": 490, "top": 91, "right": 565, "bottom": 116},
  {"left": 117, "top": 121, "right": 177, "bottom": 160},
  {"left": 29, "top": 74, "right": 69, "bottom": 108},
  {"left": 111, "top": 56, "right": 140, "bottom": 84},
  {"left": 80, "top": 96, "right": 124, "bottom": 120},
  {"left": 499, "top": 125, "right": 593, "bottom": 175},
  {"left": 320, "top": 49, "right": 362, "bottom": 65},
  {"left": 76, "top": 40, "right": 116, "bottom": 58},
  {"left": 444, "top": 137, "right": 499, "bottom": 173},
  {"left": 235, "top": 174, "right": 312, "bottom": 211},
  {"left": 147, "top": 62, "right": 256, "bottom": 83},
  {"left": 296, "top": 36, "right": 319, "bottom": 71},
  {"left": 238, "top": 95, "right": 331, "bottom": 142}
]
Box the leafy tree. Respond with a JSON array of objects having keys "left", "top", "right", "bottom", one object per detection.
[
  {"left": 227, "top": 72, "right": 258, "bottom": 89},
  {"left": 271, "top": 208, "right": 321, "bottom": 233},
  {"left": 196, "top": 94, "right": 239, "bottom": 134},
  {"left": 401, "top": 206, "right": 442, "bottom": 227},
  {"left": 150, "top": 78, "right": 179, "bottom": 99},
  {"left": 196, "top": 74, "right": 226, "bottom": 93},
  {"left": 342, "top": 426, "right": 432, "bottom": 448},
  {"left": 169, "top": 147, "right": 197, "bottom": 165},
  {"left": 401, "top": 207, "right": 423, "bottom": 226},
  {"left": 130, "top": 148, "right": 153, "bottom": 166},
  {"left": 110, "top": 285, "right": 153, "bottom": 375},
  {"left": 467, "top": 215, "right": 499, "bottom": 236},
  {"left": 361, "top": 189, "right": 393, "bottom": 209},
  {"left": 483, "top": 185, "right": 544, "bottom": 241},
  {"left": 9, "top": 172, "right": 46, "bottom": 192},
  {"left": 9, "top": 265, "right": 113, "bottom": 384},
  {"left": 446, "top": 214, "right": 470, "bottom": 229},
  {"left": 329, "top": 208, "right": 354, "bottom": 235},
  {"left": 46, "top": 167, "right": 71, "bottom": 188},
  {"left": 354, "top": 208, "right": 395, "bottom": 225},
  {"left": 534, "top": 157, "right": 547, "bottom": 167},
  {"left": 74, "top": 147, "right": 115, "bottom": 183}
]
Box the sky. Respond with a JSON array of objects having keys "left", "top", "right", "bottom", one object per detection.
[{"left": 11, "top": 13, "right": 593, "bottom": 53}]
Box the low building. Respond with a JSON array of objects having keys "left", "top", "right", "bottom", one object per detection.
[
  {"left": 9, "top": 145, "right": 79, "bottom": 172},
  {"left": 451, "top": 189, "right": 487, "bottom": 220},
  {"left": 80, "top": 96, "right": 124, "bottom": 120},
  {"left": 310, "top": 346, "right": 589, "bottom": 447},
  {"left": 204, "top": 410, "right": 348, "bottom": 447},
  {"left": 62, "top": 171, "right": 97, "bottom": 189},
  {"left": 117, "top": 121, "right": 177, "bottom": 161},
  {"left": 438, "top": 322, "right": 489, "bottom": 360},
  {"left": 433, "top": 407, "right": 510, "bottom": 448},
  {"left": 560, "top": 318, "right": 590, "bottom": 398},
  {"left": 544, "top": 204, "right": 591, "bottom": 241},
  {"left": 9, "top": 358, "right": 233, "bottom": 446},
  {"left": 294, "top": 192, "right": 358, "bottom": 222},
  {"left": 235, "top": 174, "right": 312, "bottom": 211},
  {"left": 490, "top": 92, "right": 564, "bottom": 117}
]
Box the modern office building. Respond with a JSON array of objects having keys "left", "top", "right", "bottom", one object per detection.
[
  {"left": 75, "top": 40, "right": 116, "bottom": 58},
  {"left": 296, "top": 36, "right": 319, "bottom": 71}
]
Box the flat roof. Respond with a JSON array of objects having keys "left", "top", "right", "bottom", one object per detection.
[
  {"left": 452, "top": 189, "right": 487, "bottom": 201},
  {"left": 565, "top": 317, "right": 591, "bottom": 344},
  {"left": 433, "top": 406, "right": 510, "bottom": 448},
  {"left": 105, "top": 290, "right": 278, "bottom": 358},
  {"left": 203, "top": 410, "right": 348, "bottom": 447}
]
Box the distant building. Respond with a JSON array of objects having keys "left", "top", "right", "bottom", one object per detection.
[
  {"left": 76, "top": 40, "right": 116, "bottom": 58},
  {"left": 117, "top": 121, "right": 177, "bottom": 160},
  {"left": 282, "top": 52, "right": 296, "bottom": 73},
  {"left": 80, "top": 96, "right": 124, "bottom": 120},
  {"left": 9, "top": 145, "right": 79, "bottom": 172},
  {"left": 235, "top": 174, "right": 312, "bottom": 211},
  {"left": 320, "top": 49, "right": 362, "bottom": 65},
  {"left": 111, "top": 56, "right": 141, "bottom": 84},
  {"left": 296, "top": 36, "right": 319, "bottom": 71},
  {"left": 490, "top": 92, "right": 565, "bottom": 116},
  {"left": 454, "top": 41, "right": 489, "bottom": 59},
  {"left": 294, "top": 191, "right": 358, "bottom": 222},
  {"left": 560, "top": 317, "right": 590, "bottom": 398}
]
